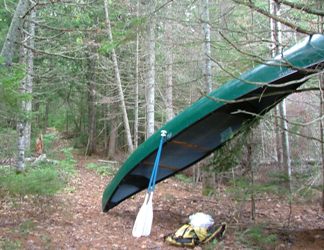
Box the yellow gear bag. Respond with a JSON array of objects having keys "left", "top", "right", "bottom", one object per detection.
[{"left": 165, "top": 222, "right": 227, "bottom": 247}]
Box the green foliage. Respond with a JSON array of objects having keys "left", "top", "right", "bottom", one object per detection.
[
  {"left": 0, "top": 62, "right": 25, "bottom": 114},
  {"left": 174, "top": 173, "right": 192, "bottom": 184},
  {"left": 0, "top": 145, "right": 76, "bottom": 198},
  {"left": 18, "top": 219, "right": 35, "bottom": 236},
  {"left": 0, "top": 166, "right": 65, "bottom": 197},
  {"left": 47, "top": 107, "right": 68, "bottom": 131},
  {"left": 227, "top": 174, "right": 288, "bottom": 201},
  {"left": 210, "top": 123, "right": 254, "bottom": 173},
  {"left": 43, "top": 133, "right": 57, "bottom": 151},
  {"left": 202, "top": 186, "right": 214, "bottom": 197},
  {"left": 0, "top": 239, "right": 21, "bottom": 250},
  {"left": 85, "top": 162, "right": 117, "bottom": 176},
  {"left": 59, "top": 147, "right": 76, "bottom": 176},
  {"left": 99, "top": 40, "right": 119, "bottom": 55},
  {"left": 203, "top": 238, "right": 222, "bottom": 250},
  {"left": 0, "top": 128, "right": 17, "bottom": 158},
  {"left": 237, "top": 224, "right": 277, "bottom": 250}
]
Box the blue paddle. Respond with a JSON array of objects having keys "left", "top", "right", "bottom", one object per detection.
[{"left": 132, "top": 130, "right": 167, "bottom": 237}]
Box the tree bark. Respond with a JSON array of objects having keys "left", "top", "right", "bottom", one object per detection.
[
  {"left": 23, "top": 5, "right": 36, "bottom": 152},
  {"left": 16, "top": 1, "right": 33, "bottom": 172},
  {"left": 86, "top": 53, "right": 97, "bottom": 156},
  {"left": 247, "top": 132, "right": 256, "bottom": 222},
  {"left": 17, "top": 122, "right": 26, "bottom": 172},
  {"left": 270, "top": 0, "right": 291, "bottom": 191},
  {"left": 165, "top": 8, "right": 174, "bottom": 122},
  {"left": 317, "top": 0, "right": 324, "bottom": 211},
  {"left": 202, "top": 0, "right": 212, "bottom": 93},
  {"left": 319, "top": 73, "right": 324, "bottom": 211},
  {"left": 270, "top": 0, "right": 283, "bottom": 167},
  {"left": 108, "top": 117, "right": 118, "bottom": 159},
  {"left": 134, "top": 0, "right": 140, "bottom": 148},
  {"left": 146, "top": 0, "right": 156, "bottom": 138},
  {"left": 1, "top": 0, "right": 30, "bottom": 66},
  {"left": 279, "top": 99, "right": 292, "bottom": 191},
  {"left": 201, "top": 0, "right": 215, "bottom": 192},
  {"left": 104, "top": 0, "right": 134, "bottom": 153}
]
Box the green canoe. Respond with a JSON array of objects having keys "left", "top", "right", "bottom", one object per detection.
[{"left": 102, "top": 34, "right": 324, "bottom": 212}]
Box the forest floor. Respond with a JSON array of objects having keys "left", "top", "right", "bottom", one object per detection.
[{"left": 1, "top": 152, "right": 324, "bottom": 249}]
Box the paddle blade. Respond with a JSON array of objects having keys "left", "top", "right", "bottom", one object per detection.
[
  {"left": 132, "top": 193, "right": 154, "bottom": 237},
  {"left": 142, "top": 194, "right": 153, "bottom": 236}
]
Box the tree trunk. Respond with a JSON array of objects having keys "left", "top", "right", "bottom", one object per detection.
[
  {"left": 146, "top": 0, "right": 156, "bottom": 138},
  {"left": 270, "top": 0, "right": 282, "bottom": 167},
  {"left": 16, "top": 1, "right": 34, "bottom": 172},
  {"left": 201, "top": 0, "right": 215, "bottom": 192},
  {"left": 202, "top": 0, "right": 212, "bottom": 93},
  {"left": 44, "top": 99, "right": 49, "bottom": 130},
  {"left": 17, "top": 122, "right": 26, "bottom": 172},
  {"left": 0, "top": 0, "right": 30, "bottom": 66},
  {"left": 247, "top": 132, "right": 256, "bottom": 222},
  {"left": 104, "top": 0, "right": 134, "bottom": 153},
  {"left": 274, "top": 107, "right": 282, "bottom": 166},
  {"left": 317, "top": 0, "right": 324, "bottom": 211},
  {"left": 86, "top": 69, "right": 97, "bottom": 155},
  {"left": 24, "top": 6, "right": 36, "bottom": 152},
  {"left": 279, "top": 100, "right": 292, "bottom": 191},
  {"left": 320, "top": 73, "right": 324, "bottom": 211},
  {"left": 108, "top": 117, "right": 118, "bottom": 159},
  {"left": 134, "top": 0, "right": 140, "bottom": 149},
  {"left": 270, "top": 0, "right": 291, "bottom": 190},
  {"left": 165, "top": 9, "right": 174, "bottom": 122}
]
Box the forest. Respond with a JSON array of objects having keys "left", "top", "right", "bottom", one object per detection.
[{"left": 0, "top": 0, "right": 324, "bottom": 249}]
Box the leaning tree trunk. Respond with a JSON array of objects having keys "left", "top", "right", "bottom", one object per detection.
[
  {"left": 1, "top": 0, "right": 30, "bottom": 66},
  {"left": 1, "top": 0, "right": 31, "bottom": 172},
  {"left": 270, "top": 0, "right": 291, "bottom": 191},
  {"left": 146, "top": 0, "right": 156, "bottom": 138},
  {"left": 104, "top": 0, "right": 134, "bottom": 153}
]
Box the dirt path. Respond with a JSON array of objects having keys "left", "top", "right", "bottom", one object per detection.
[{"left": 1, "top": 157, "right": 324, "bottom": 249}]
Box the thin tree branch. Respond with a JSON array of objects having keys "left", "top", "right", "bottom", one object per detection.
[
  {"left": 201, "top": 87, "right": 321, "bottom": 105},
  {"left": 209, "top": 53, "right": 322, "bottom": 88},
  {"left": 231, "top": 0, "right": 316, "bottom": 35},
  {"left": 231, "top": 109, "right": 323, "bottom": 143},
  {"left": 22, "top": 43, "right": 87, "bottom": 60},
  {"left": 214, "top": 32, "right": 322, "bottom": 75},
  {"left": 278, "top": 0, "right": 324, "bottom": 17},
  {"left": 154, "top": 0, "right": 175, "bottom": 14}
]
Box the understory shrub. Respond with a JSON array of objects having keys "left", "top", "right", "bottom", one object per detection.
[{"left": 0, "top": 165, "right": 65, "bottom": 197}]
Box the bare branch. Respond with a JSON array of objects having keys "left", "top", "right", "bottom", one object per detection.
[
  {"left": 22, "top": 43, "right": 87, "bottom": 60},
  {"left": 231, "top": 0, "right": 316, "bottom": 35},
  {"left": 278, "top": 0, "right": 324, "bottom": 17},
  {"left": 201, "top": 87, "right": 321, "bottom": 105},
  {"left": 231, "top": 109, "right": 323, "bottom": 143},
  {"left": 209, "top": 53, "right": 322, "bottom": 88}
]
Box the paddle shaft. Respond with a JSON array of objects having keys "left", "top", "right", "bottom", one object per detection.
[{"left": 148, "top": 133, "right": 165, "bottom": 192}]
